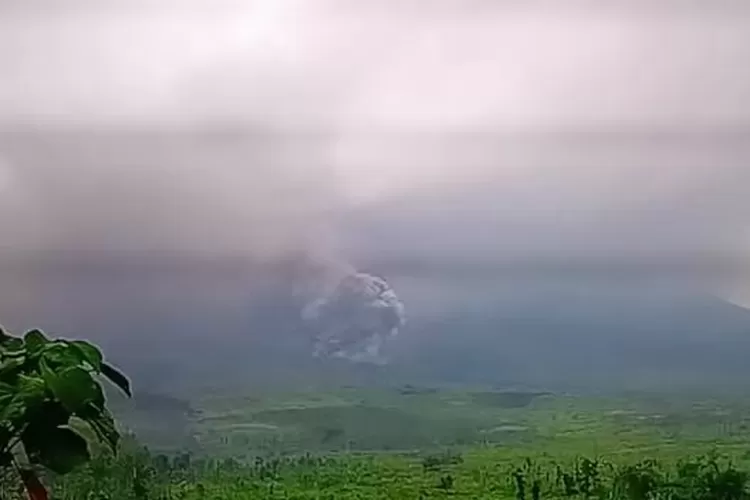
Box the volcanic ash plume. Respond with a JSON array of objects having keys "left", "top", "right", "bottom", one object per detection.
[{"left": 301, "top": 272, "right": 406, "bottom": 364}]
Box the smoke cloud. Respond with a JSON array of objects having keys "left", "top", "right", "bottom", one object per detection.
[{"left": 0, "top": 0, "right": 749, "bottom": 301}]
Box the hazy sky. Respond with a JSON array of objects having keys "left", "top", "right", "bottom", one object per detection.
[
  {"left": 2, "top": 1, "right": 749, "bottom": 127},
  {"left": 0, "top": 1, "right": 749, "bottom": 282}
]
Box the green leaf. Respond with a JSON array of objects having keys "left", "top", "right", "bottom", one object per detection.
[
  {"left": 0, "top": 392, "right": 12, "bottom": 408},
  {"left": 70, "top": 341, "right": 103, "bottom": 370},
  {"left": 101, "top": 362, "right": 132, "bottom": 397},
  {"left": 81, "top": 407, "right": 121, "bottom": 454},
  {"left": 41, "top": 361, "right": 104, "bottom": 414},
  {"left": 17, "top": 374, "right": 47, "bottom": 407},
  {"left": 41, "top": 342, "right": 83, "bottom": 370},
  {"left": 23, "top": 329, "right": 49, "bottom": 354},
  {"left": 0, "top": 398, "right": 25, "bottom": 427},
  {"left": 0, "top": 336, "right": 24, "bottom": 356},
  {"left": 0, "top": 355, "right": 25, "bottom": 377},
  {"left": 22, "top": 425, "right": 91, "bottom": 474}
]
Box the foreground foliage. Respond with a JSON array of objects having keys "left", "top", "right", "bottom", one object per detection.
[
  {"left": 0, "top": 327, "right": 131, "bottom": 499},
  {"left": 39, "top": 445, "right": 750, "bottom": 499}
]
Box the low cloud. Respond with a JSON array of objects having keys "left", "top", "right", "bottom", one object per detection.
[{"left": 0, "top": 0, "right": 748, "bottom": 273}]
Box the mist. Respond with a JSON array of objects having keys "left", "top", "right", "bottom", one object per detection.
[
  {"left": 1, "top": 1, "right": 750, "bottom": 389},
  {"left": 1, "top": 1, "right": 749, "bottom": 260}
]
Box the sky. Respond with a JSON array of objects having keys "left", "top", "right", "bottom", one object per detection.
[
  {"left": 1, "top": 1, "right": 750, "bottom": 125},
  {"left": 1, "top": 0, "right": 750, "bottom": 302}
]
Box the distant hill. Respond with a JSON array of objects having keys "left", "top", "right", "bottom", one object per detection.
[{"left": 3, "top": 251, "right": 750, "bottom": 394}]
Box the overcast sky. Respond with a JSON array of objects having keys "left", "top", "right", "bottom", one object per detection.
[
  {"left": 0, "top": 1, "right": 749, "bottom": 301},
  {"left": 2, "top": 1, "right": 750, "bottom": 127}
]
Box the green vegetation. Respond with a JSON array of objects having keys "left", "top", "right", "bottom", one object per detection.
[
  {"left": 0, "top": 327, "right": 131, "bottom": 499},
  {"left": 42, "top": 386, "right": 750, "bottom": 499},
  {"left": 111, "top": 387, "right": 750, "bottom": 459},
  {"left": 43, "top": 444, "right": 750, "bottom": 499},
  {"left": 5, "top": 327, "right": 750, "bottom": 499}
]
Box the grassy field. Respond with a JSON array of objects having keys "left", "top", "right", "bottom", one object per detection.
[
  {"left": 114, "top": 386, "right": 750, "bottom": 461},
  {"left": 41, "top": 386, "right": 750, "bottom": 499}
]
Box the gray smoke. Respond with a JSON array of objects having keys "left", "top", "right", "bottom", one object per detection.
[{"left": 301, "top": 272, "right": 406, "bottom": 364}]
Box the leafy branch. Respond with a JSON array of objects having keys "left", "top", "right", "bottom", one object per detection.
[{"left": 0, "top": 326, "right": 131, "bottom": 499}]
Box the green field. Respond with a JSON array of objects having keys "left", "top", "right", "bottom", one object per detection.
[
  {"left": 114, "top": 387, "right": 750, "bottom": 459},
  {"left": 39, "top": 387, "right": 750, "bottom": 498}
]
